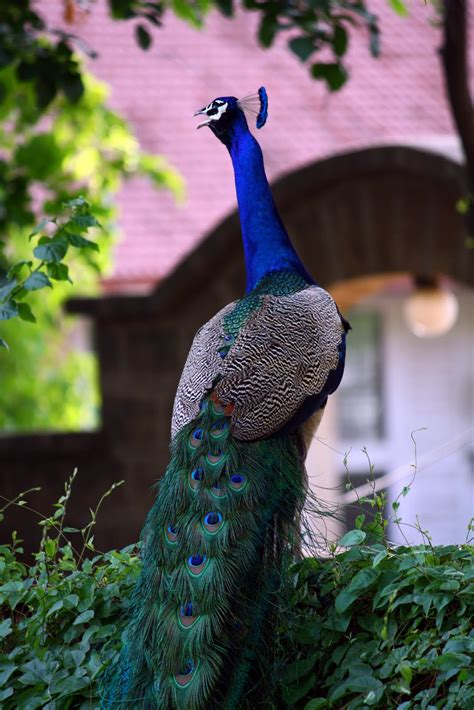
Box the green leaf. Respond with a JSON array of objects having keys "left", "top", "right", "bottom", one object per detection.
[
  {"left": 24, "top": 271, "right": 53, "bottom": 291},
  {"left": 0, "top": 688, "right": 13, "bottom": 702},
  {"left": 288, "top": 37, "right": 315, "bottom": 62},
  {"left": 135, "top": 24, "right": 152, "bottom": 50},
  {"left": 47, "top": 262, "right": 71, "bottom": 282},
  {"left": 0, "top": 279, "right": 17, "bottom": 301},
  {"left": 7, "top": 261, "right": 32, "bottom": 279},
  {"left": 0, "top": 301, "right": 18, "bottom": 321},
  {"left": 44, "top": 537, "right": 57, "bottom": 557},
  {"left": 283, "top": 673, "right": 317, "bottom": 704},
  {"left": 456, "top": 197, "right": 471, "bottom": 214},
  {"left": 304, "top": 700, "right": 327, "bottom": 710},
  {"left": 373, "top": 549, "right": 388, "bottom": 567},
  {"left": 29, "top": 218, "right": 54, "bottom": 239},
  {"left": 284, "top": 656, "right": 317, "bottom": 684},
  {"left": 33, "top": 236, "right": 69, "bottom": 263},
  {"left": 18, "top": 302, "right": 36, "bottom": 323},
  {"left": 435, "top": 652, "right": 471, "bottom": 671},
  {"left": 35, "top": 75, "right": 57, "bottom": 110},
  {"left": 335, "top": 568, "right": 379, "bottom": 614},
  {"left": 70, "top": 213, "right": 101, "bottom": 230},
  {"left": 334, "top": 26, "right": 348, "bottom": 57},
  {"left": 259, "top": 15, "right": 279, "bottom": 48},
  {"left": 62, "top": 72, "right": 84, "bottom": 103},
  {"left": 0, "top": 618, "right": 12, "bottom": 639},
  {"left": 347, "top": 675, "right": 384, "bottom": 695},
  {"left": 0, "top": 663, "right": 15, "bottom": 686},
  {"left": 339, "top": 529, "right": 366, "bottom": 547},
  {"left": 215, "top": 0, "right": 233, "bottom": 17},
  {"left": 46, "top": 599, "right": 64, "bottom": 617},
  {"left": 400, "top": 664, "right": 412, "bottom": 684},
  {"left": 369, "top": 25, "right": 380, "bottom": 58},
  {"left": 16, "top": 134, "right": 62, "bottom": 180},
  {"left": 311, "top": 62, "right": 348, "bottom": 91},
  {"left": 73, "top": 610, "right": 95, "bottom": 625},
  {"left": 389, "top": 0, "right": 409, "bottom": 16},
  {"left": 66, "top": 232, "right": 100, "bottom": 252}
]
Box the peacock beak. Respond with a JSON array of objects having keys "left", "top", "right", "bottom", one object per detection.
[{"left": 194, "top": 108, "right": 210, "bottom": 129}]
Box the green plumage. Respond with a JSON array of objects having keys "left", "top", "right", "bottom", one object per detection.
[{"left": 101, "top": 393, "right": 307, "bottom": 709}]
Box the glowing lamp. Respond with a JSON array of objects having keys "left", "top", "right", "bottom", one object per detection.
[{"left": 404, "top": 275, "right": 459, "bottom": 338}]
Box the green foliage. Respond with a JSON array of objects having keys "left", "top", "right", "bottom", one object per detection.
[
  {"left": 239, "top": 0, "right": 379, "bottom": 91},
  {"left": 0, "top": 2, "right": 86, "bottom": 111},
  {"left": 283, "top": 542, "right": 474, "bottom": 708},
  {"left": 2, "top": 2, "right": 380, "bottom": 97},
  {"left": 0, "top": 478, "right": 472, "bottom": 708},
  {"left": 0, "top": 474, "right": 140, "bottom": 709},
  {"left": 0, "top": 60, "right": 181, "bottom": 431},
  {"left": 0, "top": 198, "right": 100, "bottom": 348}
]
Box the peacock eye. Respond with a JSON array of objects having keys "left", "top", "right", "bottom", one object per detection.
[
  {"left": 210, "top": 420, "right": 228, "bottom": 437},
  {"left": 189, "top": 428, "right": 203, "bottom": 449},
  {"left": 203, "top": 511, "right": 224, "bottom": 534},
  {"left": 189, "top": 467, "right": 204, "bottom": 491},
  {"left": 177, "top": 601, "right": 198, "bottom": 629},
  {"left": 175, "top": 659, "right": 199, "bottom": 687},
  {"left": 228, "top": 473, "right": 247, "bottom": 491},
  {"left": 165, "top": 524, "right": 178, "bottom": 543},
  {"left": 187, "top": 554, "right": 208, "bottom": 576},
  {"left": 180, "top": 602, "right": 194, "bottom": 617},
  {"left": 210, "top": 480, "right": 227, "bottom": 499}
]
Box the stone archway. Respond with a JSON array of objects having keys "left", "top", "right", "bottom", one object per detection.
[
  {"left": 192, "top": 145, "right": 471, "bottom": 295},
  {"left": 62, "top": 144, "right": 472, "bottom": 549}
]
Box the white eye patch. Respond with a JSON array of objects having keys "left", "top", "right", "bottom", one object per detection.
[{"left": 205, "top": 100, "right": 228, "bottom": 122}]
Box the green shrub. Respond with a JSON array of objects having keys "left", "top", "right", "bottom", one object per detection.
[
  {"left": 0, "top": 476, "right": 472, "bottom": 708},
  {"left": 283, "top": 544, "right": 474, "bottom": 709},
  {"left": 0, "top": 473, "right": 139, "bottom": 709}
]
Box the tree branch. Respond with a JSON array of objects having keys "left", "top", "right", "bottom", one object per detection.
[{"left": 440, "top": 0, "right": 474, "bottom": 234}]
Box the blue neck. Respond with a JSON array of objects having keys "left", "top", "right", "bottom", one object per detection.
[{"left": 226, "top": 117, "right": 314, "bottom": 293}]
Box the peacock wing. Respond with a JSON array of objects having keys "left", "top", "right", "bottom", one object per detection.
[
  {"left": 171, "top": 301, "right": 236, "bottom": 438},
  {"left": 215, "top": 286, "right": 345, "bottom": 440}
]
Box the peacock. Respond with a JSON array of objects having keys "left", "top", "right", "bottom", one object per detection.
[{"left": 101, "top": 87, "right": 349, "bottom": 709}]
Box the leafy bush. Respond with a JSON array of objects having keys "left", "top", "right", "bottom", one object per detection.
[
  {"left": 0, "top": 54, "right": 182, "bottom": 432},
  {"left": 0, "top": 477, "right": 472, "bottom": 708},
  {"left": 283, "top": 544, "right": 474, "bottom": 709}
]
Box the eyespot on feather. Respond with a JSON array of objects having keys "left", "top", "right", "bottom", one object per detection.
[
  {"left": 189, "top": 467, "right": 204, "bottom": 491},
  {"left": 165, "top": 523, "right": 178, "bottom": 543},
  {"left": 202, "top": 511, "right": 223, "bottom": 534},
  {"left": 228, "top": 473, "right": 247, "bottom": 492},
  {"left": 187, "top": 554, "right": 208, "bottom": 576},
  {"left": 174, "top": 659, "right": 198, "bottom": 688},
  {"left": 210, "top": 420, "right": 228, "bottom": 438},
  {"left": 206, "top": 450, "right": 226, "bottom": 465},
  {"left": 210, "top": 481, "right": 227, "bottom": 499},
  {"left": 189, "top": 428, "right": 203, "bottom": 448},
  {"left": 178, "top": 602, "right": 198, "bottom": 629}
]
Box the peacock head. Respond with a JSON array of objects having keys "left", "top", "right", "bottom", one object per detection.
[{"left": 194, "top": 87, "right": 268, "bottom": 144}]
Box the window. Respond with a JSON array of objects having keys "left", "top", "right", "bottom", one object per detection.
[{"left": 338, "top": 310, "right": 383, "bottom": 440}]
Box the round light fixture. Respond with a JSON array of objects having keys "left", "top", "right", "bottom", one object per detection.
[{"left": 404, "top": 275, "right": 459, "bottom": 338}]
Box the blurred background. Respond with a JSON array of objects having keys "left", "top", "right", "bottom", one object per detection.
[{"left": 0, "top": 0, "right": 472, "bottom": 551}]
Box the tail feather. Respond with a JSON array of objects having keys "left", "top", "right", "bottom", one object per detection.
[{"left": 101, "top": 393, "right": 306, "bottom": 709}]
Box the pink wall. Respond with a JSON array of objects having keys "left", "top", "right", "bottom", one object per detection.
[{"left": 40, "top": 0, "right": 473, "bottom": 289}]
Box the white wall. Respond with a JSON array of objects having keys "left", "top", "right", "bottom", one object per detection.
[{"left": 306, "top": 285, "right": 474, "bottom": 546}]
